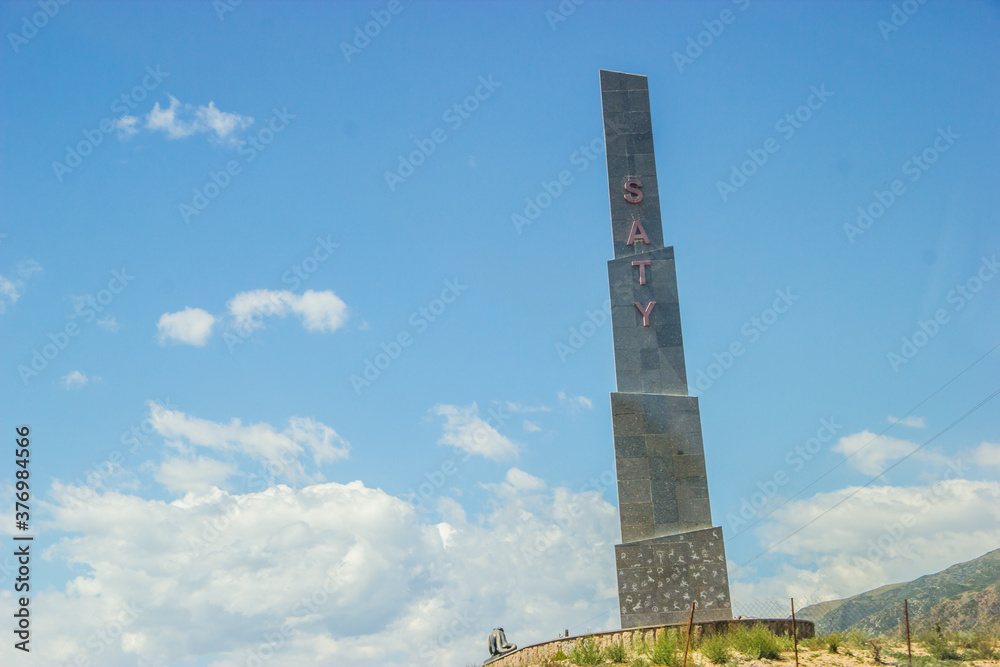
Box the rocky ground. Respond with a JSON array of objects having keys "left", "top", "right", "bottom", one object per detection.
[{"left": 712, "top": 645, "right": 1000, "bottom": 667}]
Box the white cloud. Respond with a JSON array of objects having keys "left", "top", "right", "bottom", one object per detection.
[
  {"left": 154, "top": 456, "right": 238, "bottom": 495},
  {"left": 0, "top": 274, "right": 18, "bottom": 313},
  {"left": 16, "top": 258, "right": 42, "bottom": 279},
  {"left": 0, "top": 259, "right": 42, "bottom": 314},
  {"left": 887, "top": 415, "right": 926, "bottom": 428},
  {"left": 61, "top": 370, "right": 92, "bottom": 389},
  {"left": 503, "top": 401, "right": 552, "bottom": 414},
  {"left": 523, "top": 420, "right": 542, "bottom": 433},
  {"left": 144, "top": 95, "right": 252, "bottom": 141},
  {"left": 25, "top": 470, "right": 619, "bottom": 667},
  {"left": 196, "top": 101, "right": 252, "bottom": 138},
  {"left": 971, "top": 442, "right": 1000, "bottom": 469},
  {"left": 730, "top": 476, "right": 1000, "bottom": 608},
  {"left": 503, "top": 467, "right": 546, "bottom": 492},
  {"left": 115, "top": 115, "right": 139, "bottom": 139},
  {"left": 97, "top": 316, "right": 119, "bottom": 332},
  {"left": 557, "top": 391, "right": 593, "bottom": 412},
  {"left": 157, "top": 307, "right": 216, "bottom": 346},
  {"left": 831, "top": 429, "right": 932, "bottom": 475},
  {"left": 432, "top": 403, "right": 519, "bottom": 461},
  {"left": 147, "top": 402, "right": 350, "bottom": 481},
  {"left": 227, "top": 289, "right": 348, "bottom": 334}
]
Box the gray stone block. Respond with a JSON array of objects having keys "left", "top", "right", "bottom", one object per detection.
[
  {"left": 613, "top": 411, "right": 643, "bottom": 435},
  {"left": 677, "top": 477, "right": 710, "bottom": 501},
  {"left": 651, "top": 487, "right": 678, "bottom": 525},
  {"left": 678, "top": 497, "right": 712, "bottom": 527},
  {"left": 615, "top": 348, "right": 641, "bottom": 372},
  {"left": 634, "top": 153, "right": 657, "bottom": 178},
  {"left": 626, "top": 88, "right": 651, "bottom": 110},
  {"left": 619, "top": 479, "right": 652, "bottom": 504},
  {"left": 627, "top": 131, "right": 654, "bottom": 154},
  {"left": 616, "top": 457, "right": 650, "bottom": 480},
  {"left": 624, "top": 74, "right": 648, "bottom": 90},
  {"left": 599, "top": 69, "right": 622, "bottom": 90},
  {"left": 614, "top": 435, "right": 646, "bottom": 458},
  {"left": 647, "top": 455, "right": 673, "bottom": 480},
  {"left": 640, "top": 348, "right": 660, "bottom": 370},
  {"left": 644, "top": 433, "right": 672, "bottom": 458},
  {"left": 674, "top": 454, "right": 707, "bottom": 479}
]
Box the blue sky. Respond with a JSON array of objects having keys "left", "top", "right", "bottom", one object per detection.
[{"left": 2, "top": 1, "right": 999, "bottom": 665}]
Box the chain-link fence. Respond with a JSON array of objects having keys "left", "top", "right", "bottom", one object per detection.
[{"left": 731, "top": 596, "right": 994, "bottom": 639}]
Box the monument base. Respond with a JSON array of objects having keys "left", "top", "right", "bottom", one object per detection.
[{"left": 616, "top": 526, "right": 732, "bottom": 628}]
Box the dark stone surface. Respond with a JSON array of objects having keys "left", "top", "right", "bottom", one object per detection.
[
  {"left": 611, "top": 393, "right": 711, "bottom": 541},
  {"left": 600, "top": 70, "right": 665, "bottom": 260},
  {"left": 615, "top": 527, "right": 732, "bottom": 628},
  {"left": 602, "top": 69, "right": 732, "bottom": 629}
]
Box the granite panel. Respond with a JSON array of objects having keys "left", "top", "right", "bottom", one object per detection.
[
  {"left": 616, "top": 527, "right": 732, "bottom": 628},
  {"left": 647, "top": 455, "right": 673, "bottom": 480},
  {"left": 614, "top": 436, "right": 646, "bottom": 458},
  {"left": 678, "top": 497, "right": 712, "bottom": 528},
  {"left": 674, "top": 454, "right": 707, "bottom": 479},
  {"left": 619, "top": 479, "right": 652, "bottom": 504},
  {"left": 615, "top": 457, "right": 650, "bottom": 481}
]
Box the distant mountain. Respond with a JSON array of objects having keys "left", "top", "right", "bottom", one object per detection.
[{"left": 797, "top": 548, "right": 1000, "bottom": 635}]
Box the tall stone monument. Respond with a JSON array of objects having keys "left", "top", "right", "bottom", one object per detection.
[{"left": 600, "top": 70, "right": 733, "bottom": 628}]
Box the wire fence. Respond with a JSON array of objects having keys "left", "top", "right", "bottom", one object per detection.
[{"left": 730, "top": 596, "right": 987, "bottom": 639}]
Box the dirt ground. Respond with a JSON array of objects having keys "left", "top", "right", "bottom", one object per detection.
[{"left": 725, "top": 646, "right": 1000, "bottom": 667}]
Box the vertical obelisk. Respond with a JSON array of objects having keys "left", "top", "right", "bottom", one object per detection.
[{"left": 600, "top": 70, "right": 733, "bottom": 628}]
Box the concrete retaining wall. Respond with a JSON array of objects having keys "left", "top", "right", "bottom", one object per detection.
[{"left": 482, "top": 619, "right": 814, "bottom": 667}]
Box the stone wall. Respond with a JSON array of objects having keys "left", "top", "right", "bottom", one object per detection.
[{"left": 483, "top": 619, "right": 814, "bottom": 667}]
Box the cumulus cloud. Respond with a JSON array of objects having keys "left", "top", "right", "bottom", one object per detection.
[
  {"left": 730, "top": 473, "right": 1000, "bottom": 608},
  {"left": 147, "top": 402, "right": 350, "bottom": 482},
  {"left": 21, "top": 467, "right": 619, "bottom": 667},
  {"left": 154, "top": 456, "right": 238, "bottom": 495},
  {"left": 157, "top": 307, "right": 216, "bottom": 346},
  {"left": 830, "top": 430, "right": 937, "bottom": 476},
  {"left": 523, "top": 420, "right": 542, "bottom": 433},
  {"left": 432, "top": 403, "right": 519, "bottom": 461},
  {"left": 144, "top": 95, "right": 253, "bottom": 141},
  {"left": 557, "top": 391, "right": 593, "bottom": 412},
  {"left": 486, "top": 467, "right": 547, "bottom": 495},
  {"left": 971, "top": 442, "right": 1000, "bottom": 469},
  {"left": 227, "top": 289, "right": 348, "bottom": 334},
  {"left": 115, "top": 115, "right": 139, "bottom": 139},
  {"left": 60, "top": 370, "right": 94, "bottom": 389},
  {"left": 887, "top": 415, "right": 926, "bottom": 428}
]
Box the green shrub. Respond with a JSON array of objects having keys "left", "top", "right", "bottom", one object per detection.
[
  {"left": 732, "top": 624, "right": 781, "bottom": 660},
  {"left": 554, "top": 648, "right": 568, "bottom": 661},
  {"left": 923, "top": 634, "right": 961, "bottom": 661},
  {"left": 826, "top": 633, "right": 842, "bottom": 654},
  {"left": 844, "top": 628, "right": 868, "bottom": 648},
  {"left": 699, "top": 632, "right": 733, "bottom": 665},
  {"left": 629, "top": 658, "right": 651, "bottom": 667},
  {"left": 651, "top": 628, "right": 680, "bottom": 667},
  {"left": 569, "top": 635, "right": 602, "bottom": 666},
  {"left": 632, "top": 631, "right": 651, "bottom": 657},
  {"left": 604, "top": 639, "right": 628, "bottom": 663},
  {"left": 954, "top": 631, "right": 998, "bottom": 660}
]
